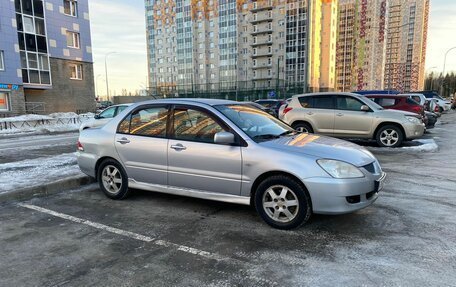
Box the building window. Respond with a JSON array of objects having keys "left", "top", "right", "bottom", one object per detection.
[
  {"left": 63, "top": 0, "right": 78, "bottom": 17},
  {"left": 66, "top": 31, "right": 80, "bottom": 49},
  {"left": 0, "top": 51, "right": 4, "bottom": 71},
  {"left": 23, "top": 16, "right": 35, "bottom": 33},
  {"left": 69, "top": 63, "right": 83, "bottom": 79},
  {"left": 0, "top": 92, "right": 10, "bottom": 111}
]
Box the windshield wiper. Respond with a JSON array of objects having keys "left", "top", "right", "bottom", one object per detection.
[
  {"left": 252, "top": 134, "right": 281, "bottom": 140},
  {"left": 279, "top": 130, "right": 295, "bottom": 136}
]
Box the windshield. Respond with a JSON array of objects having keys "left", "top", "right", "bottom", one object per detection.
[{"left": 214, "top": 104, "right": 294, "bottom": 141}]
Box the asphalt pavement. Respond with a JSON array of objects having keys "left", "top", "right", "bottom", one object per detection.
[{"left": 0, "top": 112, "right": 455, "bottom": 286}]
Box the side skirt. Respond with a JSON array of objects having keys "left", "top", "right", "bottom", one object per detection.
[{"left": 128, "top": 179, "right": 251, "bottom": 206}]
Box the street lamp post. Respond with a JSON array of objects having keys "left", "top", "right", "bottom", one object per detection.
[
  {"left": 440, "top": 46, "right": 456, "bottom": 96},
  {"left": 105, "top": 52, "right": 117, "bottom": 102},
  {"left": 426, "top": 66, "right": 437, "bottom": 90}
]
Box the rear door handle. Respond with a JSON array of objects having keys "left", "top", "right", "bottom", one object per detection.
[
  {"left": 116, "top": 137, "right": 130, "bottom": 144},
  {"left": 170, "top": 144, "right": 186, "bottom": 151},
  {"left": 336, "top": 113, "right": 344, "bottom": 117},
  {"left": 307, "top": 112, "right": 314, "bottom": 115}
]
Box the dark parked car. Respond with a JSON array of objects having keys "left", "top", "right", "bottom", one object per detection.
[{"left": 255, "top": 99, "right": 286, "bottom": 117}]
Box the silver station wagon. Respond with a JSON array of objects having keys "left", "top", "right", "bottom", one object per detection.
[{"left": 77, "top": 99, "right": 386, "bottom": 229}]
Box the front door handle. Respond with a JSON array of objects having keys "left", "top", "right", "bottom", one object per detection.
[
  {"left": 117, "top": 137, "right": 130, "bottom": 144},
  {"left": 170, "top": 144, "right": 186, "bottom": 151},
  {"left": 307, "top": 112, "right": 314, "bottom": 115},
  {"left": 336, "top": 113, "right": 344, "bottom": 117}
]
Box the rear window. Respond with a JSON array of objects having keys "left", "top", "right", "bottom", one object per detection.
[
  {"left": 406, "top": 98, "right": 420, "bottom": 105},
  {"left": 298, "top": 97, "right": 313, "bottom": 108},
  {"left": 375, "top": 98, "right": 397, "bottom": 107}
]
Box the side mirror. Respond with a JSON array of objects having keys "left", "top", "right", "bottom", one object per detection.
[
  {"left": 94, "top": 114, "right": 101, "bottom": 119},
  {"left": 360, "top": 105, "right": 370, "bottom": 112},
  {"left": 214, "top": 131, "right": 235, "bottom": 145}
]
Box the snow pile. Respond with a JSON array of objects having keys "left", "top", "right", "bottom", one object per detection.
[
  {"left": 0, "top": 152, "right": 82, "bottom": 193},
  {"left": 0, "top": 112, "right": 94, "bottom": 135},
  {"left": 400, "top": 139, "right": 439, "bottom": 152},
  {"left": 0, "top": 114, "right": 54, "bottom": 123}
]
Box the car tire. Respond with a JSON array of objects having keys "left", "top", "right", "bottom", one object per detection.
[
  {"left": 439, "top": 106, "right": 443, "bottom": 113},
  {"left": 292, "top": 122, "right": 313, "bottom": 133},
  {"left": 254, "top": 175, "right": 312, "bottom": 230},
  {"left": 97, "top": 159, "right": 131, "bottom": 200},
  {"left": 375, "top": 125, "right": 404, "bottom": 148}
]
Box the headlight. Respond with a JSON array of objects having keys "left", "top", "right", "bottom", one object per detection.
[
  {"left": 317, "top": 159, "right": 364, "bottom": 179},
  {"left": 405, "top": 116, "right": 421, "bottom": 125}
]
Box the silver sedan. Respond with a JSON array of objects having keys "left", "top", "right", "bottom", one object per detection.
[{"left": 77, "top": 99, "right": 386, "bottom": 229}]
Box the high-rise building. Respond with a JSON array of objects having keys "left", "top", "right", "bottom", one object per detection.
[
  {"left": 0, "top": 0, "right": 95, "bottom": 115},
  {"left": 145, "top": 0, "right": 338, "bottom": 98},
  {"left": 385, "top": 0, "right": 429, "bottom": 92},
  {"left": 336, "top": 0, "right": 388, "bottom": 92}
]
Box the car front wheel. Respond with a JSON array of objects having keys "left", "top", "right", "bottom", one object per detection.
[
  {"left": 376, "top": 125, "right": 404, "bottom": 148},
  {"left": 292, "top": 122, "right": 313, "bottom": 133},
  {"left": 97, "top": 159, "right": 131, "bottom": 199},
  {"left": 254, "top": 175, "right": 312, "bottom": 230}
]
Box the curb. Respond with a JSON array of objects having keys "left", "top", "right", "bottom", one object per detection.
[{"left": 0, "top": 175, "right": 96, "bottom": 203}]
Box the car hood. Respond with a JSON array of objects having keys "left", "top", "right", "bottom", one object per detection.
[
  {"left": 259, "top": 134, "right": 376, "bottom": 167},
  {"left": 377, "top": 108, "right": 418, "bottom": 117}
]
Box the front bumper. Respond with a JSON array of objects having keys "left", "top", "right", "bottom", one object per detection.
[
  {"left": 403, "top": 121, "right": 425, "bottom": 140},
  {"left": 304, "top": 172, "right": 386, "bottom": 215}
]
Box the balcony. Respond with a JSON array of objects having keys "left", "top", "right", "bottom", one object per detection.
[
  {"left": 252, "top": 51, "right": 273, "bottom": 58},
  {"left": 253, "top": 74, "right": 274, "bottom": 80},
  {"left": 250, "top": 14, "right": 273, "bottom": 24},
  {"left": 251, "top": 2, "right": 273, "bottom": 12},
  {"left": 250, "top": 27, "right": 273, "bottom": 35},
  {"left": 252, "top": 63, "right": 273, "bottom": 69},
  {"left": 250, "top": 40, "right": 273, "bottom": 47}
]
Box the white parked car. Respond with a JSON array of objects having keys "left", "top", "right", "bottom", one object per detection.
[
  {"left": 79, "top": 104, "right": 132, "bottom": 132},
  {"left": 400, "top": 93, "right": 427, "bottom": 106}
]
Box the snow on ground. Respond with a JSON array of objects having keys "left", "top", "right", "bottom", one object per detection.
[
  {"left": 365, "top": 138, "right": 439, "bottom": 153},
  {"left": 0, "top": 153, "right": 82, "bottom": 193},
  {"left": 0, "top": 113, "right": 93, "bottom": 136}
]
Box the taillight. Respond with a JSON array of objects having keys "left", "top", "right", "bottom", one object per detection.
[
  {"left": 283, "top": 106, "right": 293, "bottom": 114},
  {"left": 434, "top": 105, "right": 439, "bottom": 113},
  {"left": 77, "top": 141, "right": 84, "bottom": 151}
]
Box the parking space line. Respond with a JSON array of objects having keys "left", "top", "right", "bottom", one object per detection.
[{"left": 17, "top": 203, "right": 226, "bottom": 261}]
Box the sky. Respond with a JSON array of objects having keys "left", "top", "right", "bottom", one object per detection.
[{"left": 88, "top": 0, "right": 456, "bottom": 97}]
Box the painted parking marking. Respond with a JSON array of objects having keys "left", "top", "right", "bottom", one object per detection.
[{"left": 17, "top": 203, "right": 224, "bottom": 261}]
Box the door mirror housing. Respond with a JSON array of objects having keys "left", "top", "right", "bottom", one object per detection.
[
  {"left": 360, "top": 105, "right": 370, "bottom": 112},
  {"left": 94, "top": 114, "right": 101, "bottom": 119},
  {"left": 214, "top": 131, "right": 235, "bottom": 145}
]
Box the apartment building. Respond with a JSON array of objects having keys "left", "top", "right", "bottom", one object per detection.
[
  {"left": 385, "top": 0, "right": 429, "bottom": 92},
  {"left": 0, "top": 0, "right": 95, "bottom": 115},
  {"left": 145, "top": 0, "right": 338, "bottom": 98},
  {"left": 336, "top": 0, "right": 388, "bottom": 92}
]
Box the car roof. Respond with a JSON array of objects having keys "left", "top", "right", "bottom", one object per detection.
[
  {"left": 363, "top": 94, "right": 409, "bottom": 98},
  {"left": 130, "top": 98, "right": 238, "bottom": 107},
  {"left": 292, "top": 92, "right": 362, "bottom": 98}
]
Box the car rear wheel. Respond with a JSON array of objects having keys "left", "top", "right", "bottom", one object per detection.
[
  {"left": 254, "top": 175, "right": 312, "bottom": 230},
  {"left": 376, "top": 125, "right": 404, "bottom": 148},
  {"left": 97, "top": 159, "right": 131, "bottom": 199},
  {"left": 292, "top": 122, "right": 313, "bottom": 133}
]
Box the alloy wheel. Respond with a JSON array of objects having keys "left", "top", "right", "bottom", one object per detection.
[
  {"left": 262, "top": 185, "right": 299, "bottom": 223},
  {"left": 101, "top": 165, "right": 123, "bottom": 194},
  {"left": 380, "top": 129, "right": 399, "bottom": 147}
]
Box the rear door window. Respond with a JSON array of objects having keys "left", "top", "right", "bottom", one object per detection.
[
  {"left": 117, "top": 106, "right": 169, "bottom": 137},
  {"left": 313, "top": 96, "right": 335, "bottom": 109}
]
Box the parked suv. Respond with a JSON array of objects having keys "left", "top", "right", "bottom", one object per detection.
[{"left": 279, "top": 92, "right": 425, "bottom": 147}]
